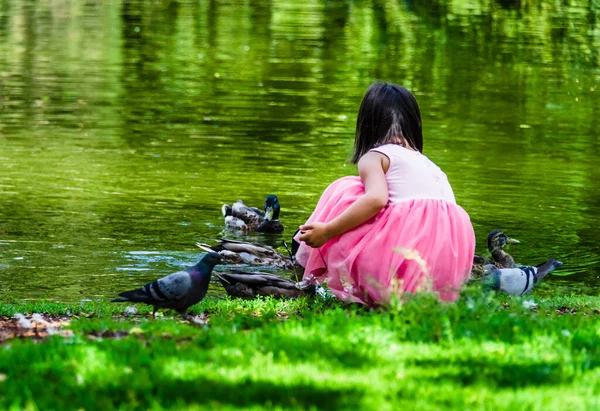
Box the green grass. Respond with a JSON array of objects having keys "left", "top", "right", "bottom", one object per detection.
[{"left": 1, "top": 288, "right": 600, "bottom": 410}]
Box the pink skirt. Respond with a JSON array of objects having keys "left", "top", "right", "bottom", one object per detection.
[{"left": 295, "top": 176, "right": 475, "bottom": 305}]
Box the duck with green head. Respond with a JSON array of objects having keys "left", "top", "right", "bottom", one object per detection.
[{"left": 222, "top": 195, "right": 284, "bottom": 233}]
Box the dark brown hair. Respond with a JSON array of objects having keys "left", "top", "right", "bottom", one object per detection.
[{"left": 351, "top": 82, "right": 423, "bottom": 163}]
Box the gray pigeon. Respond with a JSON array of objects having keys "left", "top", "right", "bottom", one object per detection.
[
  {"left": 482, "top": 259, "right": 563, "bottom": 296},
  {"left": 111, "top": 252, "right": 221, "bottom": 318}
]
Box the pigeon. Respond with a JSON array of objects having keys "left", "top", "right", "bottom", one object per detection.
[
  {"left": 482, "top": 259, "right": 563, "bottom": 296},
  {"left": 111, "top": 252, "right": 222, "bottom": 318}
]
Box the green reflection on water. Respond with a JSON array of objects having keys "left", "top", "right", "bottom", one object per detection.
[{"left": 0, "top": 0, "right": 598, "bottom": 301}]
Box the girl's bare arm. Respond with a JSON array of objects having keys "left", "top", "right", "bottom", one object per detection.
[{"left": 299, "top": 151, "right": 389, "bottom": 248}]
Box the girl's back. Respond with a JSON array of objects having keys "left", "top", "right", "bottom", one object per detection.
[{"left": 370, "top": 144, "right": 456, "bottom": 205}]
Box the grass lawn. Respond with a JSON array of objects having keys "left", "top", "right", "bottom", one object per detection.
[{"left": 0, "top": 288, "right": 599, "bottom": 410}]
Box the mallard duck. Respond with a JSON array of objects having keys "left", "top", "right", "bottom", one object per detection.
[
  {"left": 215, "top": 270, "right": 308, "bottom": 299},
  {"left": 195, "top": 239, "right": 298, "bottom": 271},
  {"left": 222, "top": 195, "right": 284, "bottom": 233},
  {"left": 487, "top": 230, "right": 520, "bottom": 268},
  {"left": 482, "top": 259, "right": 563, "bottom": 296},
  {"left": 471, "top": 230, "right": 520, "bottom": 278}
]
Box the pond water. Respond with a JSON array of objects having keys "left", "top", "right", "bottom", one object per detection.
[{"left": 0, "top": 0, "right": 599, "bottom": 302}]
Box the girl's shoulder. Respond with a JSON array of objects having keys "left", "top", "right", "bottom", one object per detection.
[
  {"left": 370, "top": 144, "right": 447, "bottom": 174},
  {"left": 369, "top": 144, "right": 422, "bottom": 159}
]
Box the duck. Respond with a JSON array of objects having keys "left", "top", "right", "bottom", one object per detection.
[
  {"left": 471, "top": 230, "right": 520, "bottom": 278},
  {"left": 214, "top": 270, "right": 309, "bottom": 299},
  {"left": 195, "top": 239, "right": 299, "bottom": 272},
  {"left": 487, "top": 230, "right": 520, "bottom": 268},
  {"left": 222, "top": 195, "right": 284, "bottom": 233},
  {"left": 482, "top": 259, "right": 563, "bottom": 296}
]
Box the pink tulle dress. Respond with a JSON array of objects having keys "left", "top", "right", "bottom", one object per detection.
[{"left": 295, "top": 144, "right": 475, "bottom": 305}]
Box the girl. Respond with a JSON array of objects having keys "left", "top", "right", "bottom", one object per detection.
[{"left": 296, "top": 82, "right": 475, "bottom": 305}]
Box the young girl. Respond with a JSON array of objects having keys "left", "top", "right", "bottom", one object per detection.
[{"left": 295, "top": 82, "right": 475, "bottom": 305}]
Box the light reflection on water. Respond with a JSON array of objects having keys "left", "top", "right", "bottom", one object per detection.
[{"left": 0, "top": 0, "right": 599, "bottom": 302}]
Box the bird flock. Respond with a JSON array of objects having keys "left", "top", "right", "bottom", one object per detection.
[
  {"left": 112, "top": 195, "right": 304, "bottom": 318},
  {"left": 111, "top": 195, "right": 564, "bottom": 318},
  {"left": 473, "top": 230, "right": 563, "bottom": 296}
]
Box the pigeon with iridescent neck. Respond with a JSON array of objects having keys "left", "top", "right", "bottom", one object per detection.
[{"left": 111, "top": 252, "right": 221, "bottom": 318}]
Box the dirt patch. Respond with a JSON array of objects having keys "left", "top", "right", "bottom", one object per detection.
[
  {"left": 0, "top": 312, "right": 211, "bottom": 343},
  {"left": 0, "top": 314, "right": 72, "bottom": 342}
]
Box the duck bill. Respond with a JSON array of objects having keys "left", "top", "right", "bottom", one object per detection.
[
  {"left": 264, "top": 206, "right": 273, "bottom": 221},
  {"left": 507, "top": 237, "right": 520, "bottom": 244}
]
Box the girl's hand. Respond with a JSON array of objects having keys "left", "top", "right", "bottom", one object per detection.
[
  {"left": 297, "top": 152, "right": 388, "bottom": 249},
  {"left": 298, "top": 223, "right": 331, "bottom": 248}
]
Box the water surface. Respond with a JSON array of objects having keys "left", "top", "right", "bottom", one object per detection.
[{"left": 1, "top": 0, "right": 599, "bottom": 301}]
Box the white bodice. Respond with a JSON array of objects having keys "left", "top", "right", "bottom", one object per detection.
[{"left": 370, "top": 144, "right": 456, "bottom": 205}]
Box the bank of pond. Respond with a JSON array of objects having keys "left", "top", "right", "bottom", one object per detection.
[{"left": 0, "top": 291, "right": 598, "bottom": 410}]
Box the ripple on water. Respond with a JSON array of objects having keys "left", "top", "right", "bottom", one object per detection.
[{"left": 114, "top": 250, "right": 213, "bottom": 273}]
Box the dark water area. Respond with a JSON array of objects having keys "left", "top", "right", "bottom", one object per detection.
[{"left": 0, "top": 0, "right": 598, "bottom": 302}]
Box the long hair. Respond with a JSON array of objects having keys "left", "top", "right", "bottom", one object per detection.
[{"left": 351, "top": 82, "right": 423, "bottom": 164}]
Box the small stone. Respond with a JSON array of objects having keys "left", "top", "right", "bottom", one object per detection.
[
  {"left": 124, "top": 306, "right": 138, "bottom": 315},
  {"left": 31, "top": 313, "right": 46, "bottom": 324},
  {"left": 13, "top": 313, "right": 31, "bottom": 329}
]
